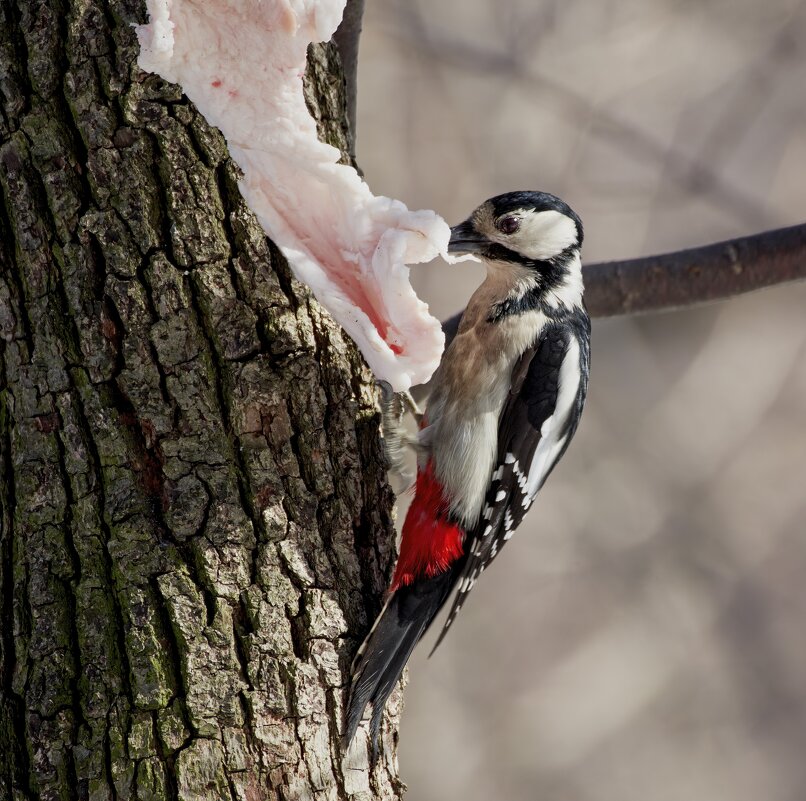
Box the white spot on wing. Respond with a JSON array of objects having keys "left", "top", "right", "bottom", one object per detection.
[{"left": 516, "top": 469, "right": 528, "bottom": 491}]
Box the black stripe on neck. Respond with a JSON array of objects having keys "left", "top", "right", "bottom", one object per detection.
[
  {"left": 486, "top": 246, "right": 580, "bottom": 323},
  {"left": 484, "top": 242, "right": 578, "bottom": 270},
  {"left": 488, "top": 289, "right": 542, "bottom": 323}
]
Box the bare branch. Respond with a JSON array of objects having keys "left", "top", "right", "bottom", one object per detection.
[
  {"left": 584, "top": 223, "right": 806, "bottom": 317},
  {"left": 442, "top": 223, "right": 806, "bottom": 342}
]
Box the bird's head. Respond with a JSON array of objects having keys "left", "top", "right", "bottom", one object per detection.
[{"left": 448, "top": 191, "right": 583, "bottom": 265}]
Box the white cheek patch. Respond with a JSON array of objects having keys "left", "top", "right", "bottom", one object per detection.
[
  {"left": 511, "top": 210, "right": 578, "bottom": 261},
  {"left": 136, "top": 0, "right": 448, "bottom": 391}
]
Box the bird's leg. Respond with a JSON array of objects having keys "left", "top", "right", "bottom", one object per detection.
[
  {"left": 399, "top": 389, "right": 423, "bottom": 425},
  {"left": 377, "top": 381, "right": 426, "bottom": 486}
]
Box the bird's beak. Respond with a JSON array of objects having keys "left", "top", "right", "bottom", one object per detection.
[{"left": 448, "top": 220, "right": 488, "bottom": 255}]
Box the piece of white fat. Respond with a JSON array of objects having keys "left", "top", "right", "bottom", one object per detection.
[{"left": 135, "top": 0, "right": 449, "bottom": 391}]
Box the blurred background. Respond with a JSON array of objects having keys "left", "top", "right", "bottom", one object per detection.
[{"left": 356, "top": 1, "right": 806, "bottom": 799}]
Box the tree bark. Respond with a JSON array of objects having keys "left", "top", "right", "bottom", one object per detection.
[{"left": 0, "top": 2, "right": 402, "bottom": 799}]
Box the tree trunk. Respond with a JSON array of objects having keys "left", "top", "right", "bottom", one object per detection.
[{"left": 0, "top": 2, "right": 402, "bottom": 799}]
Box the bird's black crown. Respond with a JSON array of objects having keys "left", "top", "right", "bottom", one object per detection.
[{"left": 487, "top": 191, "right": 584, "bottom": 247}]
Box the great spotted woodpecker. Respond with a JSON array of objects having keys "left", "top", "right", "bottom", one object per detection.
[{"left": 346, "top": 191, "right": 591, "bottom": 751}]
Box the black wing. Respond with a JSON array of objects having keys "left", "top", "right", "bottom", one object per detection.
[{"left": 431, "top": 313, "right": 590, "bottom": 651}]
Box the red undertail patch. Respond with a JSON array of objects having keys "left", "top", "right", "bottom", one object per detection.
[{"left": 392, "top": 460, "right": 464, "bottom": 590}]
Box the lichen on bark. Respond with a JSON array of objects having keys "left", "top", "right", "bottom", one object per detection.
[{"left": 0, "top": 1, "right": 402, "bottom": 799}]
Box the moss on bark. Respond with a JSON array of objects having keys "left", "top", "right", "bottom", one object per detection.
[{"left": 0, "top": 1, "right": 402, "bottom": 798}]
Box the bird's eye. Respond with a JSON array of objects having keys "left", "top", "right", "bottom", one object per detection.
[{"left": 496, "top": 216, "right": 520, "bottom": 235}]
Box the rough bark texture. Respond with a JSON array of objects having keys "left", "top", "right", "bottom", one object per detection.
[{"left": 0, "top": 2, "right": 403, "bottom": 799}]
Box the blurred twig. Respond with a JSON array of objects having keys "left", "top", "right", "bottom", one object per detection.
[
  {"left": 383, "top": 17, "right": 777, "bottom": 229},
  {"left": 442, "top": 223, "right": 806, "bottom": 339},
  {"left": 333, "top": 0, "right": 365, "bottom": 160}
]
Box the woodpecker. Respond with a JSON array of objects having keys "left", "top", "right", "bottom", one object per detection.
[{"left": 346, "top": 191, "right": 591, "bottom": 752}]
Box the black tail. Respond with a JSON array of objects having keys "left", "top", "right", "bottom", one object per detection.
[{"left": 345, "top": 562, "right": 464, "bottom": 755}]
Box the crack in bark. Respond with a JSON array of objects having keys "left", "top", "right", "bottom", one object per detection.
[
  {"left": 51, "top": 400, "right": 90, "bottom": 801},
  {"left": 0, "top": 381, "right": 38, "bottom": 800},
  {"left": 1, "top": 1, "right": 403, "bottom": 798}
]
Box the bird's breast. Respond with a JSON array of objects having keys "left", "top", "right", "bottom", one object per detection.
[{"left": 423, "top": 305, "right": 550, "bottom": 527}]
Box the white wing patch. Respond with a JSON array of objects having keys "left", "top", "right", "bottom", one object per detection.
[
  {"left": 524, "top": 338, "right": 582, "bottom": 501},
  {"left": 431, "top": 320, "right": 589, "bottom": 657}
]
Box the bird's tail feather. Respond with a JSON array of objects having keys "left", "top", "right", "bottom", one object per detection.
[{"left": 345, "top": 562, "right": 464, "bottom": 756}]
